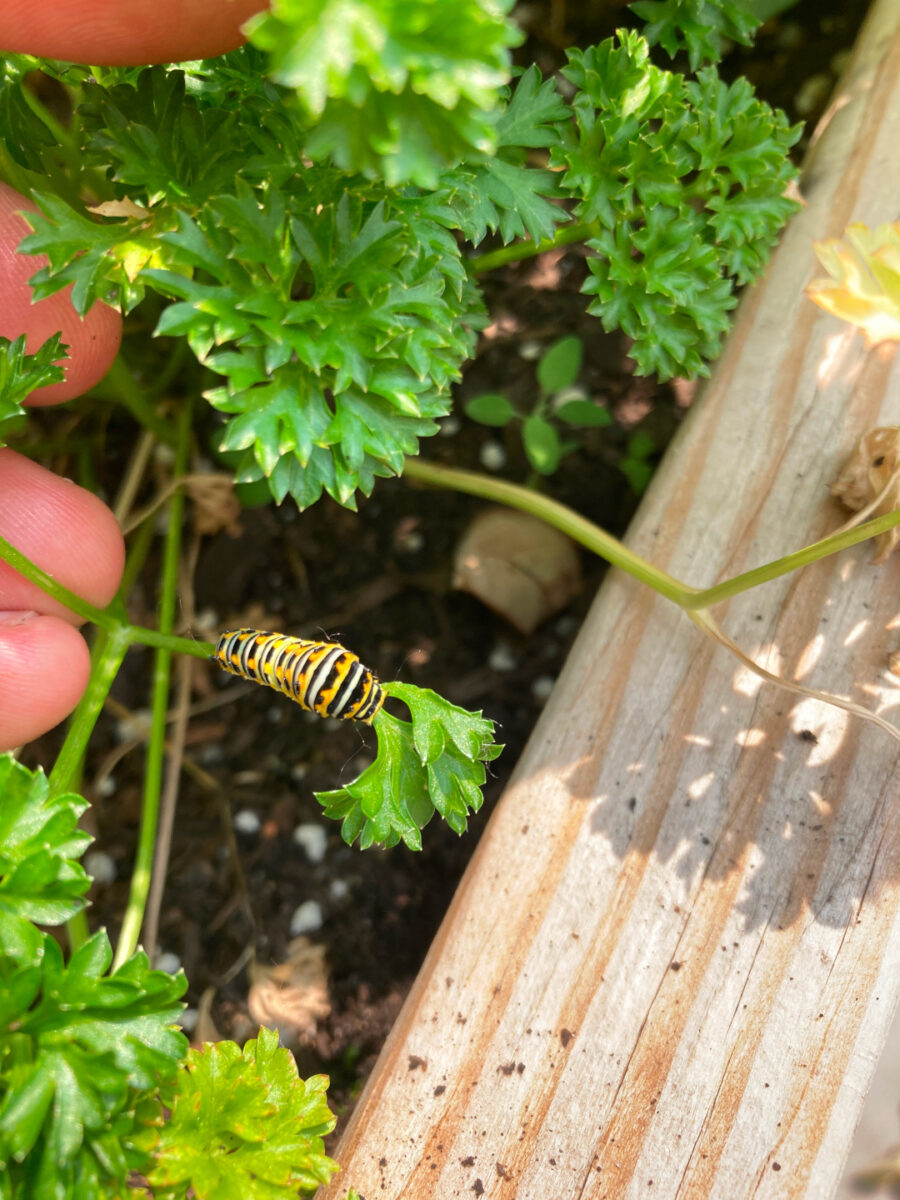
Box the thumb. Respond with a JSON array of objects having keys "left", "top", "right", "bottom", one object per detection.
[{"left": 0, "top": 612, "right": 91, "bottom": 751}]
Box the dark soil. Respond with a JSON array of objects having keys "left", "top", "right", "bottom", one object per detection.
[{"left": 24, "top": 0, "right": 872, "bottom": 1147}]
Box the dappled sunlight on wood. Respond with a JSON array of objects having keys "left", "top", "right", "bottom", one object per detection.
[
  {"left": 789, "top": 696, "right": 849, "bottom": 765},
  {"left": 735, "top": 727, "right": 766, "bottom": 747},
  {"left": 683, "top": 732, "right": 713, "bottom": 747},
  {"left": 815, "top": 326, "right": 860, "bottom": 387},
  {"left": 794, "top": 632, "right": 825, "bottom": 679},
  {"left": 732, "top": 642, "right": 783, "bottom": 697},
  {"left": 843, "top": 617, "right": 871, "bottom": 645},
  {"left": 687, "top": 771, "right": 716, "bottom": 800},
  {"left": 860, "top": 675, "right": 900, "bottom": 715}
]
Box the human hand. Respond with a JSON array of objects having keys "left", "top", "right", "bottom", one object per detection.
[{"left": 0, "top": 1, "right": 266, "bottom": 749}]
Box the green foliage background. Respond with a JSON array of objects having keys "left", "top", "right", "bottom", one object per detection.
[{"left": 1, "top": 1, "right": 800, "bottom": 514}]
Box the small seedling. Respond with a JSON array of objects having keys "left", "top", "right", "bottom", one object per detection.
[
  {"left": 620, "top": 430, "right": 656, "bottom": 495},
  {"left": 464, "top": 335, "right": 610, "bottom": 476}
]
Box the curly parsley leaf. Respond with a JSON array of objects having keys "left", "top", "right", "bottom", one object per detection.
[
  {"left": 553, "top": 31, "right": 801, "bottom": 379},
  {"left": 630, "top": 0, "right": 760, "bottom": 68},
  {"left": 0, "top": 754, "right": 90, "bottom": 958},
  {"left": 317, "top": 684, "right": 502, "bottom": 850},
  {"left": 145, "top": 1027, "right": 338, "bottom": 1199},
  {"left": 245, "top": 0, "right": 521, "bottom": 187},
  {"left": 0, "top": 931, "right": 186, "bottom": 1198},
  {"left": 434, "top": 64, "right": 569, "bottom": 245},
  {"left": 0, "top": 335, "right": 66, "bottom": 443},
  {"left": 19, "top": 63, "right": 489, "bottom": 510}
]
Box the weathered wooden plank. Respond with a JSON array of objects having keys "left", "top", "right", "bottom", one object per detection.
[{"left": 318, "top": 4, "right": 900, "bottom": 1197}]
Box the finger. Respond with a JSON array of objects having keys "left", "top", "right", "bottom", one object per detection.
[
  {"left": 0, "top": 449, "right": 125, "bottom": 620},
  {"left": 0, "top": 612, "right": 91, "bottom": 751},
  {"left": 0, "top": 0, "right": 268, "bottom": 65},
  {"left": 0, "top": 183, "right": 122, "bottom": 405}
]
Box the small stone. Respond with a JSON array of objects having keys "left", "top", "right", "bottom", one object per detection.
[
  {"left": 179, "top": 1007, "right": 199, "bottom": 1033},
  {"left": 488, "top": 644, "right": 518, "bottom": 672},
  {"left": 233, "top": 809, "right": 261, "bottom": 835},
  {"left": 531, "top": 675, "right": 556, "bottom": 701},
  {"left": 293, "top": 823, "right": 328, "bottom": 863},
  {"left": 155, "top": 951, "right": 181, "bottom": 975},
  {"left": 84, "top": 850, "right": 117, "bottom": 885},
  {"left": 290, "top": 900, "right": 324, "bottom": 936},
  {"left": 479, "top": 441, "right": 508, "bottom": 471},
  {"left": 551, "top": 386, "right": 588, "bottom": 407}
]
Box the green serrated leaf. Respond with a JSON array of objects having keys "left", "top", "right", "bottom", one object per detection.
[
  {"left": 0, "top": 929, "right": 186, "bottom": 1197},
  {"left": 148, "top": 1028, "right": 338, "bottom": 1199},
  {"left": 317, "top": 687, "right": 500, "bottom": 849},
  {"left": 536, "top": 336, "right": 583, "bottom": 394},
  {"left": 0, "top": 335, "right": 66, "bottom": 442},
  {"left": 0, "top": 754, "right": 90, "bottom": 945},
  {"left": 435, "top": 65, "right": 569, "bottom": 246},
  {"left": 553, "top": 31, "right": 799, "bottom": 380},
  {"left": 464, "top": 393, "right": 515, "bottom": 426},
  {"left": 246, "top": 0, "right": 521, "bottom": 188},
  {"left": 630, "top": 0, "right": 760, "bottom": 68}
]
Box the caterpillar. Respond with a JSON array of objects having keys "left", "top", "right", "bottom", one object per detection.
[{"left": 213, "top": 629, "right": 385, "bottom": 724}]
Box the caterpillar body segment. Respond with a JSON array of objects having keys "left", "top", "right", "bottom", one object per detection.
[{"left": 213, "top": 629, "right": 385, "bottom": 724}]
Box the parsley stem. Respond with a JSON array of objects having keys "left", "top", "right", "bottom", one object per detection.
[
  {"left": 402, "top": 456, "right": 900, "bottom": 609},
  {"left": 103, "top": 356, "right": 179, "bottom": 446},
  {"left": 0, "top": 533, "right": 118, "bottom": 629},
  {"left": 115, "top": 400, "right": 191, "bottom": 969},
  {"left": 401, "top": 456, "right": 695, "bottom": 605},
  {"left": 686, "top": 508, "right": 900, "bottom": 608},
  {"left": 0, "top": 530, "right": 215, "bottom": 657},
  {"left": 468, "top": 219, "right": 600, "bottom": 276}
]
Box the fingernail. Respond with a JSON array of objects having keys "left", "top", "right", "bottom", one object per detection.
[{"left": 0, "top": 610, "right": 38, "bottom": 626}]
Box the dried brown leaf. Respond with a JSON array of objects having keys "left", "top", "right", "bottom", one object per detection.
[
  {"left": 185, "top": 473, "right": 243, "bottom": 537},
  {"left": 453, "top": 507, "right": 581, "bottom": 635},
  {"left": 247, "top": 937, "right": 330, "bottom": 1046},
  {"left": 830, "top": 426, "right": 900, "bottom": 563}
]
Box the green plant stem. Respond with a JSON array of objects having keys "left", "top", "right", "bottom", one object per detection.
[
  {"left": 402, "top": 456, "right": 696, "bottom": 605},
  {"left": 687, "top": 509, "right": 900, "bottom": 607},
  {"left": 468, "top": 219, "right": 600, "bottom": 276},
  {"left": 114, "top": 402, "right": 192, "bottom": 970},
  {"left": 0, "top": 532, "right": 119, "bottom": 628},
  {"left": 401, "top": 456, "right": 900, "bottom": 607},
  {"left": 49, "top": 628, "right": 130, "bottom": 795},
  {"left": 50, "top": 626, "right": 130, "bottom": 953},
  {"left": 101, "top": 357, "right": 178, "bottom": 446},
  {"left": 0, "top": 531, "right": 213, "bottom": 656}
]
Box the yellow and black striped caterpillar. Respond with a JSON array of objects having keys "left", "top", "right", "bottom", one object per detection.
[{"left": 213, "top": 629, "right": 385, "bottom": 724}]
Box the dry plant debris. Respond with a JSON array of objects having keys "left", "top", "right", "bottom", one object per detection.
[
  {"left": 830, "top": 426, "right": 900, "bottom": 563},
  {"left": 247, "top": 937, "right": 331, "bottom": 1046},
  {"left": 453, "top": 506, "right": 582, "bottom": 635}
]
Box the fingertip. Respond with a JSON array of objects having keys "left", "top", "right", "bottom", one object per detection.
[
  {"left": 0, "top": 183, "right": 123, "bottom": 404},
  {"left": 0, "top": 613, "right": 90, "bottom": 751},
  {"left": 0, "top": 449, "right": 126, "bottom": 617},
  {"left": 0, "top": 0, "right": 267, "bottom": 65}
]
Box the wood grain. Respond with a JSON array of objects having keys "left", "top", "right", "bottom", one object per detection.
[{"left": 318, "top": 4, "right": 900, "bottom": 1197}]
